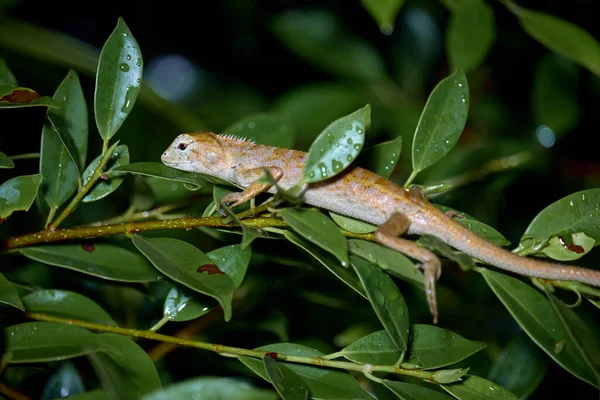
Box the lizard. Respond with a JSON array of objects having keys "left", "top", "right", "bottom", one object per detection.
[{"left": 161, "top": 131, "right": 600, "bottom": 323}]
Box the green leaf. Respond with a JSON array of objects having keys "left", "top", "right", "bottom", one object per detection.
[
  {"left": 355, "top": 135, "right": 402, "bottom": 179},
  {"left": 532, "top": 55, "right": 580, "bottom": 137},
  {"left": 0, "top": 272, "right": 24, "bottom": 310},
  {"left": 88, "top": 334, "right": 162, "bottom": 398},
  {"left": 19, "top": 243, "right": 161, "bottom": 282},
  {"left": 282, "top": 230, "right": 366, "bottom": 298},
  {"left": 0, "top": 86, "right": 58, "bottom": 108},
  {"left": 143, "top": 377, "right": 278, "bottom": 400},
  {"left": 0, "top": 173, "right": 43, "bottom": 219},
  {"left": 115, "top": 162, "right": 206, "bottom": 190},
  {"left": 351, "top": 257, "right": 409, "bottom": 352},
  {"left": 507, "top": 3, "right": 600, "bottom": 77},
  {"left": 541, "top": 232, "right": 595, "bottom": 261},
  {"left": 163, "top": 287, "right": 216, "bottom": 322},
  {"left": 304, "top": 104, "right": 370, "bottom": 183},
  {"left": 264, "top": 357, "right": 310, "bottom": 400},
  {"left": 441, "top": 375, "right": 518, "bottom": 400},
  {"left": 446, "top": 0, "right": 495, "bottom": 73},
  {"left": 0, "top": 150, "right": 14, "bottom": 168},
  {"left": 517, "top": 189, "right": 600, "bottom": 254},
  {"left": 487, "top": 335, "right": 547, "bottom": 399},
  {"left": 22, "top": 289, "right": 117, "bottom": 326},
  {"left": 411, "top": 70, "right": 469, "bottom": 177},
  {"left": 271, "top": 11, "right": 386, "bottom": 81},
  {"left": 239, "top": 343, "right": 374, "bottom": 400},
  {"left": 360, "top": 0, "right": 405, "bottom": 34},
  {"left": 341, "top": 330, "right": 401, "bottom": 365},
  {"left": 402, "top": 325, "right": 486, "bottom": 370},
  {"left": 417, "top": 235, "right": 476, "bottom": 271},
  {"left": 281, "top": 208, "right": 349, "bottom": 266},
  {"left": 131, "top": 236, "right": 235, "bottom": 321},
  {"left": 94, "top": 17, "right": 143, "bottom": 140},
  {"left": 482, "top": 269, "right": 600, "bottom": 388},
  {"left": 329, "top": 212, "right": 377, "bottom": 234},
  {"left": 455, "top": 219, "right": 510, "bottom": 247},
  {"left": 383, "top": 380, "right": 453, "bottom": 400},
  {"left": 221, "top": 113, "right": 296, "bottom": 148},
  {"left": 348, "top": 240, "right": 423, "bottom": 290},
  {"left": 82, "top": 144, "right": 130, "bottom": 202},
  {"left": 207, "top": 244, "right": 252, "bottom": 289},
  {"left": 41, "top": 70, "right": 88, "bottom": 209},
  {"left": 0, "top": 58, "right": 18, "bottom": 85}
]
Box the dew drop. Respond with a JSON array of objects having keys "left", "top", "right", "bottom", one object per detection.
[
  {"left": 347, "top": 138, "right": 353, "bottom": 144},
  {"left": 356, "top": 127, "right": 363, "bottom": 134},
  {"left": 119, "top": 63, "right": 130, "bottom": 72},
  {"left": 126, "top": 54, "right": 132, "bottom": 61},
  {"left": 121, "top": 85, "right": 137, "bottom": 112},
  {"left": 354, "top": 144, "right": 361, "bottom": 150},
  {"left": 318, "top": 162, "right": 328, "bottom": 178},
  {"left": 248, "top": 121, "right": 256, "bottom": 129},
  {"left": 331, "top": 159, "right": 343, "bottom": 172}
]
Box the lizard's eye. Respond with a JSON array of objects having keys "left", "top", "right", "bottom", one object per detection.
[{"left": 177, "top": 143, "right": 188, "bottom": 151}]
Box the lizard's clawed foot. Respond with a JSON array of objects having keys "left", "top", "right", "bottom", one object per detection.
[{"left": 217, "top": 192, "right": 245, "bottom": 216}]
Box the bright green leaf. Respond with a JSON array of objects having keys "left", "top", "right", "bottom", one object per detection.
[
  {"left": 355, "top": 135, "right": 402, "bottom": 179},
  {"left": 281, "top": 208, "right": 349, "bottom": 266},
  {"left": 264, "top": 357, "right": 310, "bottom": 400},
  {"left": 433, "top": 368, "right": 469, "bottom": 384},
  {"left": 441, "top": 375, "right": 518, "bottom": 400},
  {"left": 507, "top": 3, "right": 600, "bottom": 77},
  {"left": 351, "top": 257, "right": 409, "bottom": 352},
  {"left": 94, "top": 17, "right": 143, "bottom": 141},
  {"left": 329, "top": 212, "right": 377, "bottom": 234},
  {"left": 341, "top": 330, "right": 401, "bottom": 365},
  {"left": 0, "top": 173, "right": 43, "bottom": 219},
  {"left": 22, "top": 289, "right": 117, "bottom": 326},
  {"left": 131, "top": 236, "right": 235, "bottom": 321},
  {"left": 82, "top": 144, "right": 129, "bottom": 202},
  {"left": 143, "top": 377, "right": 278, "bottom": 400},
  {"left": 239, "top": 343, "right": 374, "bottom": 400},
  {"left": 207, "top": 244, "right": 252, "bottom": 289},
  {"left": 482, "top": 269, "right": 600, "bottom": 388},
  {"left": 383, "top": 380, "right": 453, "bottom": 400},
  {"left": 0, "top": 58, "right": 17, "bottom": 86},
  {"left": 163, "top": 287, "right": 216, "bottom": 322},
  {"left": 360, "top": 0, "right": 405, "bottom": 34},
  {"left": 0, "top": 150, "right": 14, "bottom": 168},
  {"left": 0, "top": 272, "right": 24, "bottom": 310},
  {"left": 115, "top": 162, "right": 206, "bottom": 190},
  {"left": 447, "top": 0, "right": 495, "bottom": 73},
  {"left": 0, "top": 86, "right": 58, "bottom": 108},
  {"left": 411, "top": 70, "right": 469, "bottom": 178},
  {"left": 221, "top": 113, "right": 296, "bottom": 148},
  {"left": 19, "top": 243, "right": 161, "bottom": 282},
  {"left": 304, "top": 104, "right": 370, "bottom": 183},
  {"left": 541, "top": 232, "right": 595, "bottom": 261}
]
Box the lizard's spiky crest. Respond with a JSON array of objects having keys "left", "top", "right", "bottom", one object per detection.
[{"left": 217, "top": 133, "right": 255, "bottom": 143}]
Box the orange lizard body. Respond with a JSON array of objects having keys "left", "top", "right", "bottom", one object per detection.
[{"left": 162, "top": 132, "right": 600, "bottom": 322}]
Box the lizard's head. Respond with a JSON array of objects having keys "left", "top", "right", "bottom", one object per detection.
[{"left": 161, "top": 131, "right": 232, "bottom": 174}]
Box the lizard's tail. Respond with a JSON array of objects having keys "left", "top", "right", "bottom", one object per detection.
[{"left": 420, "top": 211, "right": 600, "bottom": 288}]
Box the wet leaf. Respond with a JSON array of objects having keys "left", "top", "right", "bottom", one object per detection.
[
  {"left": 131, "top": 236, "right": 235, "bottom": 321},
  {"left": 508, "top": 3, "right": 600, "bottom": 77},
  {"left": 239, "top": 343, "right": 374, "bottom": 400},
  {"left": 411, "top": 70, "right": 469, "bottom": 177},
  {"left": 41, "top": 70, "right": 88, "bottom": 209},
  {"left": 0, "top": 86, "right": 57, "bottom": 108},
  {"left": 143, "top": 377, "right": 278, "bottom": 400},
  {"left": 351, "top": 256, "right": 409, "bottom": 352},
  {"left": 207, "top": 244, "right": 252, "bottom": 289},
  {"left": 383, "top": 380, "right": 453, "bottom": 400},
  {"left": 22, "top": 289, "right": 117, "bottom": 326},
  {"left": 304, "top": 105, "right": 370, "bottom": 183},
  {"left": 517, "top": 189, "right": 600, "bottom": 254},
  {"left": 455, "top": 220, "right": 510, "bottom": 247},
  {"left": 19, "top": 243, "right": 161, "bottom": 282},
  {"left": 163, "top": 287, "right": 216, "bottom": 322},
  {"left": 355, "top": 135, "right": 402, "bottom": 179},
  {"left": 0, "top": 58, "right": 18, "bottom": 85},
  {"left": 0, "top": 173, "right": 43, "bottom": 219},
  {"left": 402, "top": 325, "right": 486, "bottom": 370},
  {"left": 348, "top": 239, "right": 423, "bottom": 289},
  {"left": 264, "top": 356, "right": 310, "bottom": 400},
  {"left": 360, "top": 0, "right": 405, "bottom": 34},
  {"left": 482, "top": 269, "right": 600, "bottom": 388},
  {"left": 115, "top": 162, "right": 206, "bottom": 190},
  {"left": 447, "top": 0, "right": 495, "bottom": 73},
  {"left": 95, "top": 17, "right": 143, "bottom": 140},
  {"left": 281, "top": 208, "right": 349, "bottom": 266},
  {"left": 541, "top": 232, "right": 595, "bottom": 261},
  {"left": 329, "top": 212, "right": 377, "bottom": 234},
  {"left": 221, "top": 113, "right": 296, "bottom": 148},
  {"left": 0, "top": 272, "right": 24, "bottom": 310},
  {"left": 283, "top": 230, "right": 366, "bottom": 298},
  {"left": 82, "top": 144, "right": 129, "bottom": 202},
  {"left": 418, "top": 235, "right": 476, "bottom": 271},
  {"left": 272, "top": 11, "right": 386, "bottom": 81},
  {"left": 340, "top": 330, "right": 401, "bottom": 365},
  {"left": 0, "top": 151, "right": 14, "bottom": 169},
  {"left": 441, "top": 375, "right": 518, "bottom": 400}
]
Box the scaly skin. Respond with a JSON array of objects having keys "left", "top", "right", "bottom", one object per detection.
[{"left": 162, "top": 132, "right": 600, "bottom": 319}]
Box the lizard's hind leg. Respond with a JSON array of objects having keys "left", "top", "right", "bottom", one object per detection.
[
  {"left": 375, "top": 212, "right": 442, "bottom": 324},
  {"left": 218, "top": 167, "right": 283, "bottom": 214}
]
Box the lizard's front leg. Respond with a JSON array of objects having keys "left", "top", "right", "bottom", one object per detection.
[
  {"left": 218, "top": 167, "right": 283, "bottom": 213},
  {"left": 375, "top": 212, "right": 442, "bottom": 324}
]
